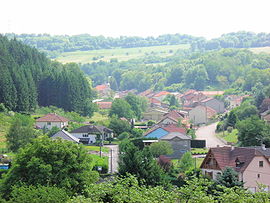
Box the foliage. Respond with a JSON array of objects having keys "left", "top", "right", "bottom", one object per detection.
[
  {"left": 0, "top": 137, "right": 99, "bottom": 198},
  {"left": 6, "top": 114, "right": 39, "bottom": 152},
  {"left": 216, "top": 167, "right": 244, "bottom": 188},
  {"left": 236, "top": 115, "right": 270, "bottom": 146},
  {"left": 108, "top": 116, "right": 131, "bottom": 136},
  {"left": 124, "top": 93, "right": 147, "bottom": 119},
  {"left": 90, "top": 154, "right": 108, "bottom": 174},
  {"left": 118, "top": 140, "right": 169, "bottom": 187},
  {"left": 8, "top": 185, "right": 69, "bottom": 203},
  {"left": 149, "top": 141, "right": 173, "bottom": 158},
  {"left": 109, "top": 99, "right": 134, "bottom": 119},
  {"left": 130, "top": 128, "right": 144, "bottom": 138},
  {"left": 45, "top": 126, "right": 60, "bottom": 137},
  {"left": 178, "top": 151, "right": 194, "bottom": 173},
  {"left": 118, "top": 132, "right": 130, "bottom": 140}
]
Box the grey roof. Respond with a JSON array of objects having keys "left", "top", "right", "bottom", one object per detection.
[
  {"left": 252, "top": 146, "right": 270, "bottom": 157},
  {"left": 160, "top": 132, "right": 191, "bottom": 140},
  {"left": 51, "top": 130, "right": 80, "bottom": 143},
  {"left": 70, "top": 125, "right": 113, "bottom": 134}
]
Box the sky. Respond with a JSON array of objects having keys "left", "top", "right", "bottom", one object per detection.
[{"left": 0, "top": 0, "right": 269, "bottom": 39}]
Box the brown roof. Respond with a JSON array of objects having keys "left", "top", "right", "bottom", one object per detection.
[
  {"left": 154, "top": 91, "right": 170, "bottom": 97},
  {"left": 95, "top": 84, "right": 109, "bottom": 91},
  {"left": 36, "top": 113, "right": 69, "bottom": 122},
  {"left": 201, "top": 146, "right": 263, "bottom": 172},
  {"left": 163, "top": 110, "right": 184, "bottom": 120},
  {"left": 97, "top": 102, "right": 112, "bottom": 109},
  {"left": 162, "top": 125, "right": 186, "bottom": 134}
]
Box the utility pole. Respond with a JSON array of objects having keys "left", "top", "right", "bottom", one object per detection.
[
  {"left": 110, "top": 149, "right": 113, "bottom": 173},
  {"left": 100, "top": 133, "right": 103, "bottom": 157}
]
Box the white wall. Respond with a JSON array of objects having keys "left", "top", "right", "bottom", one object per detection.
[
  {"left": 201, "top": 169, "right": 222, "bottom": 180},
  {"left": 70, "top": 133, "right": 97, "bottom": 144},
  {"left": 36, "top": 121, "right": 68, "bottom": 130},
  {"left": 189, "top": 106, "right": 207, "bottom": 125}
]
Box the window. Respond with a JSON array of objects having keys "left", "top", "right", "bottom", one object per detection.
[
  {"left": 83, "top": 134, "right": 89, "bottom": 137},
  {"left": 47, "top": 122, "right": 51, "bottom": 125},
  {"left": 257, "top": 174, "right": 260, "bottom": 178},
  {"left": 259, "top": 161, "right": 264, "bottom": 167}
]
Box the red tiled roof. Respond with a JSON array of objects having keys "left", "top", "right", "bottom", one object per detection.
[
  {"left": 202, "top": 147, "right": 262, "bottom": 172},
  {"left": 95, "top": 84, "right": 109, "bottom": 91},
  {"left": 154, "top": 91, "right": 170, "bottom": 97},
  {"left": 150, "top": 98, "right": 161, "bottom": 104},
  {"left": 97, "top": 102, "right": 112, "bottom": 109},
  {"left": 36, "top": 113, "right": 69, "bottom": 122},
  {"left": 164, "top": 110, "right": 184, "bottom": 120},
  {"left": 200, "top": 97, "right": 215, "bottom": 103},
  {"left": 162, "top": 125, "right": 186, "bottom": 134}
]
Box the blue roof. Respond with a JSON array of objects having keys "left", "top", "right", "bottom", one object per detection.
[{"left": 145, "top": 128, "right": 169, "bottom": 139}]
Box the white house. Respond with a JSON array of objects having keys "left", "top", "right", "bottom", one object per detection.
[
  {"left": 70, "top": 125, "right": 113, "bottom": 144},
  {"left": 188, "top": 105, "right": 217, "bottom": 125},
  {"left": 36, "top": 113, "right": 69, "bottom": 130}
]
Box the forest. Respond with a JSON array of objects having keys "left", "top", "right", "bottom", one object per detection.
[{"left": 0, "top": 35, "right": 96, "bottom": 116}]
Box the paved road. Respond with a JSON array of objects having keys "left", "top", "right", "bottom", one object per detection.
[
  {"left": 106, "top": 145, "right": 119, "bottom": 174},
  {"left": 195, "top": 122, "right": 226, "bottom": 148}
]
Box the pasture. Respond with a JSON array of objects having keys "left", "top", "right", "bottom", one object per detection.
[{"left": 55, "top": 44, "right": 190, "bottom": 64}]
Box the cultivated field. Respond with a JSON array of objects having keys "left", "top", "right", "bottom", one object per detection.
[
  {"left": 249, "top": 46, "right": 270, "bottom": 54},
  {"left": 55, "top": 44, "right": 190, "bottom": 64}
]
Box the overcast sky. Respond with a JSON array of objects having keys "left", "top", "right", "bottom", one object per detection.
[{"left": 0, "top": 0, "right": 269, "bottom": 39}]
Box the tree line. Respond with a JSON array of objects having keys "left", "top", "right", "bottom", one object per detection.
[
  {"left": 81, "top": 48, "right": 270, "bottom": 93},
  {"left": 0, "top": 35, "right": 95, "bottom": 116}
]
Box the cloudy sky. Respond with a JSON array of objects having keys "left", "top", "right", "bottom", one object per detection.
[{"left": 0, "top": 0, "right": 269, "bottom": 39}]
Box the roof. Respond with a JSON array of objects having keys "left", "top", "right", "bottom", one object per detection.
[
  {"left": 163, "top": 110, "right": 185, "bottom": 120},
  {"left": 200, "top": 97, "right": 215, "bottom": 103},
  {"left": 51, "top": 130, "right": 80, "bottom": 143},
  {"left": 163, "top": 125, "right": 186, "bottom": 134},
  {"left": 263, "top": 114, "right": 270, "bottom": 121},
  {"left": 97, "top": 102, "right": 112, "bottom": 109},
  {"left": 95, "top": 84, "right": 109, "bottom": 91},
  {"left": 154, "top": 91, "right": 170, "bottom": 97},
  {"left": 200, "top": 91, "right": 224, "bottom": 96},
  {"left": 70, "top": 125, "right": 113, "bottom": 134},
  {"left": 201, "top": 146, "right": 264, "bottom": 172},
  {"left": 36, "top": 113, "right": 69, "bottom": 122},
  {"left": 144, "top": 125, "right": 186, "bottom": 139},
  {"left": 160, "top": 132, "right": 191, "bottom": 140},
  {"left": 150, "top": 98, "right": 162, "bottom": 104}
]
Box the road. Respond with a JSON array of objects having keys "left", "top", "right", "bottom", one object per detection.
[
  {"left": 195, "top": 122, "right": 226, "bottom": 148},
  {"left": 106, "top": 145, "right": 119, "bottom": 174}
]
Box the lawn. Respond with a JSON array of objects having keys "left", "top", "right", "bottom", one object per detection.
[
  {"left": 55, "top": 44, "right": 190, "bottom": 64},
  {"left": 89, "top": 154, "right": 109, "bottom": 174},
  {"left": 84, "top": 145, "right": 110, "bottom": 153},
  {"left": 172, "top": 157, "right": 203, "bottom": 168},
  {"left": 216, "top": 129, "right": 238, "bottom": 144},
  {"left": 89, "top": 112, "right": 109, "bottom": 123}
]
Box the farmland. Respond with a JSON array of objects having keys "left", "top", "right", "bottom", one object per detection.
[{"left": 55, "top": 44, "right": 190, "bottom": 64}]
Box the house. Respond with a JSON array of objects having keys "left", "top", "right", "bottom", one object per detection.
[
  {"left": 96, "top": 101, "right": 112, "bottom": 109},
  {"left": 95, "top": 84, "right": 111, "bottom": 97},
  {"left": 200, "top": 146, "right": 270, "bottom": 192},
  {"left": 188, "top": 105, "right": 217, "bottom": 125},
  {"left": 200, "top": 91, "right": 224, "bottom": 97},
  {"left": 180, "top": 90, "right": 208, "bottom": 108},
  {"left": 51, "top": 130, "right": 80, "bottom": 143},
  {"left": 157, "top": 110, "right": 186, "bottom": 126},
  {"left": 261, "top": 111, "right": 270, "bottom": 124},
  {"left": 70, "top": 125, "right": 113, "bottom": 144},
  {"left": 36, "top": 113, "right": 69, "bottom": 130},
  {"left": 143, "top": 108, "right": 168, "bottom": 121},
  {"left": 144, "top": 125, "right": 190, "bottom": 158},
  {"left": 200, "top": 97, "right": 225, "bottom": 113},
  {"left": 152, "top": 91, "right": 171, "bottom": 102},
  {"left": 260, "top": 98, "right": 270, "bottom": 113}
]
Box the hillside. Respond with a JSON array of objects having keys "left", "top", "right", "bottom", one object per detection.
[
  {"left": 0, "top": 35, "right": 95, "bottom": 116},
  {"left": 55, "top": 44, "right": 189, "bottom": 64}
]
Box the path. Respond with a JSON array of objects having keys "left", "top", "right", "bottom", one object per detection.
[
  {"left": 195, "top": 122, "right": 226, "bottom": 148},
  {"left": 106, "top": 144, "right": 119, "bottom": 174}
]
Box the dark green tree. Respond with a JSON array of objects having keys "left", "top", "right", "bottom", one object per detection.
[
  {"left": 109, "top": 98, "right": 134, "bottom": 119},
  {"left": 216, "top": 167, "right": 244, "bottom": 188}
]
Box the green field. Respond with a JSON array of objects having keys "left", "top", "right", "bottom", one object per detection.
[
  {"left": 0, "top": 113, "right": 13, "bottom": 151},
  {"left": 216, "top": 129, "right": 238, "bottom": 144},
  {"left": 84, "top": 145, "right": 110, "bottom": 153},
  {"left": 249, "top": 46, "right": 270, "bottom": 54},
  {"left": 55, "top": 44, "right": 190, "bottom": 64}
]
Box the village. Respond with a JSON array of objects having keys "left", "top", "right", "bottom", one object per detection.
[{"left": 2, "top": 83, "right": 268, "bottom": 194}]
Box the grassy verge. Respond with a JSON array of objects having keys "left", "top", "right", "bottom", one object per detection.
[
  {"left": 191, "top": 148, "right": 208, "bottom": 155},
  {"left": 172, "top": 157, "right": 203, "bottom": 168},
  {"left": 89, "top": 154, "right": 109, "bottom": 174},
  {"left": 84, "top": 145, "right": 110, "bottom": 153},
  {"left": 216, "top": 129, "right": 238, "bottom": 144}
]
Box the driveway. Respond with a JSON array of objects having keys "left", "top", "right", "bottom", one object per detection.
[
  {"left": 106, "top": 145, "right": 119, "bottom": 174},
  {"left": 195, "top": 122, "right": 226, "bottom": 148}
]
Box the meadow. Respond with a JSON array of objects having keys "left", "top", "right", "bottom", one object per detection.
[{"left": 55, "top": 44, "right": 190, "bottom": 64}]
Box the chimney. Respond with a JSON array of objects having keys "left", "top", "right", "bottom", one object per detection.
[
  {"left": 216, "top": 145, "right": 220, "bottom": 148},
  {"left": 231, "top": 146, "right": 235, "bottom": 151},
  {"left": 262, "top": 144, "right": 266, "bottom": 151}
]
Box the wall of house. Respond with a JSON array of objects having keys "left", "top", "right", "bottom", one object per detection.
[
  {"left": 189, "top": 107, "right": 207, "bottom": 125},
  {"left": 204, "top": 99, "right": 225, "bottom": 113},
  {"left": 70, "top": 133, "right": 97, "bottom": 144},
  {"left": 160, "top": 118, "right": 177, "bottom": 125},
  {"left": 201, "top": 169, "right": 222, "bottom": 180},
  {"left": 164, "top": 139, "right": 191, "bottom": 159},
  {"left": 242, "top": 156, "right": 270, "bottom": 192},
  {"left": 36, "top": 121, "right": 68, "bottom": 130},
  {"left": 143, "top": 111, "right": 164, "bottom": 121}
]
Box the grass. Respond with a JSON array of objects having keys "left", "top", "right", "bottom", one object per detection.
[
  {"left": 55, "top": 44, "right": 190, "bottom": 64},
  {"left": 89, "top": 112, "right": 109, "bottom": 123},
  {"left": 89, "top": 154, "right": 109, "bottom": 174},
  {"left": 216, "top": 129, "right": 238, "bottom": 144},
  {"left": 171, "top": 157, "right": 204, "bottom": 168},
  {"left": 84, "top": 145, "right": 110, "bottom": 153},
  {"left": 0, "top": 113, "right": 14, "bottom": 150},
  {"left": 249, "top": 46, "right": 270, "bottom": 54},
  {"left": 191, "top": 148, "right": 208, "bottom": 155}
]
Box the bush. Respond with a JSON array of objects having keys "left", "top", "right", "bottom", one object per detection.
[
  {"left": 227, "top": 126, "right": 233, "bottom": 133},
  {"left": 0, "top": 104, "right": 7, "bottom": 112},
  {"left": 118, "top": 132, "right": 130, "bottom": 140}
]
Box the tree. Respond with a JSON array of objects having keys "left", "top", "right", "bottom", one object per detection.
[
  {"left": 236, "top": 115, "right": 270, "bottom": 146},
  {"left": 178, "top": 151, "right": 194, "bottom": 172},
  {"left": 216, "top": 167, "right": 244, "bottom": 188},
  {"left": 6, "top": 114, "right": 38, "bottom": 152},
  {"left": 226, "top": 111, "right": 238, "bottom": 128},
  {"left": 118, "top": 140, "right": 168, "bottom": 186},
  {"left": 109, "top": 98, "right": 134, "bottom": 119},
  {"left": 0, "top": 137, "right": 99, "bottom": 198},
  {"left": 108, "top": 116, "right": 131, "bottom": 136},
  {"left": 149, "top": 141, "right": 173, "bottom": 158},
  {"left": 124, "top": 93, "right": 147, "bottom": 119}
]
